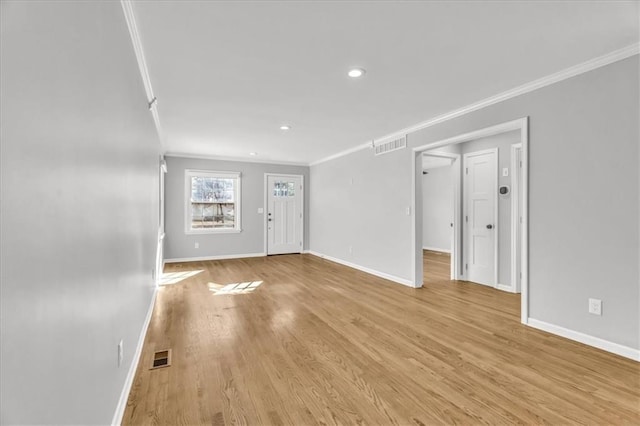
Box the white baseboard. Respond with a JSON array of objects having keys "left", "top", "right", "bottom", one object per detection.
[
  {"left": 165, "top": 253, "right": 266, "bottom": 263},
  {"left": 422, "top": 246, "right": 451, "bottom": 254},
  {"left": 527, "top": 318, "right": 640, "bottom": 362},
  {"left": 496, "top": 283, "right": 518, "bottom": 293},
  {"left": 111, "top": 285, "right": 158, "bottom": 426},
  {"left": 307, "top": 250, "right": 416, "bottom": 288}
]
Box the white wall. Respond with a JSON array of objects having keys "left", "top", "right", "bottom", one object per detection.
[
  {"left": 1, "top": 2, "right": 161, "bottom": 424},
  {"left": 311, "top": 149, "right": 412, "bottom": 282},
  {"left": 310, "top": 56, "right": 639, "bottom": 351},
  {"left": 422, "top": 165, "right": 453, "bottom": 252},
  {"left": 164, "top": 156, "right": 310, "bottom": 260}
]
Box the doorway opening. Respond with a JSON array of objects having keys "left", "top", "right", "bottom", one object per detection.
[
  {"left": 264, "top": 173, "right": 304, "bottom": 255},
  {"left": 412, "top": 118, "right": 529, "bottom": 324},
  {"left": 421, "top": 151, "right": 460, "bottom": 282}
]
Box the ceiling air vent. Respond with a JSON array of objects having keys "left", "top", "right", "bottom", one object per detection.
[{"left": 374, "top": 136, "right": 406, "bottom": 156}]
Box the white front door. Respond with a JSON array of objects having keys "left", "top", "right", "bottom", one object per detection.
[
  {"left": 267, "top": 175, "right": 303, "bottom": 255},
  {"left": 463, "top": 149, "right": 497, "bottom": 286}
]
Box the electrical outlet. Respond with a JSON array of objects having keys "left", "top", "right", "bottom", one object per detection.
[
  {"left": 194, "top": 242, "right": 199, "bottom": 249},
  {"left": 257, "top": 207, "right": 264, "bottom": 214},
  {"left": 118, "top": 340, "right": 124, "bottom": 367},
  {"left": 588, "top": 298, "right": 602, "bottom": 316},
  {"left": 348, "top": 245, "right": 353, "bottom": 255}
]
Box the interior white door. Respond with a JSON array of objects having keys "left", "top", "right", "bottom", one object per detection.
[
  {"left": 267, "top": 175, "right": 303, "bottom": 255},
  {"left": 463, "top": 149, "right": 497, "bottom": 286}
]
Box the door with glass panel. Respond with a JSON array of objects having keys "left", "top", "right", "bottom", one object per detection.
[{"left": 266, "top": 175, "right": 303, "bottom": 255}]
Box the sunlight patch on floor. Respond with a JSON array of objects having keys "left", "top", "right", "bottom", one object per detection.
[
  {"left": 160, "top": 270, "right": 203, "bottom": 285},
  {"left": 208, "top": 281, "right": 263, "bottom": 295}
]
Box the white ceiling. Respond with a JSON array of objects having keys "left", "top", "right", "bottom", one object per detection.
[{"left": 133, "top": 1, "right": 639, "bottom": 165}]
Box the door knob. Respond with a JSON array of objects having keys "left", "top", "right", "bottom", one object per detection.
[{"left": 486, "top": 224, "right": 493, "bottom": 229}]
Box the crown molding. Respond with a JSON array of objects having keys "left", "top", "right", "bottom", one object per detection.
[
  {"left": 310, "top": 43, "right": 639, "bottom": 167},
  {"left": 308, "top": 142, "right": 372, "bottom": 166},
  {"left": 121, "top": 0, "right": 164, "bottom": 146},
  {"left": 165, "top": 152, "right": 309, "bottom": 167}
]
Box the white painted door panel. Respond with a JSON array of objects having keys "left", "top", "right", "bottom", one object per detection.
[
  {"left": 464, "top": 150, "right": 497, "bottom": 286},
  {"left": 267, "top": 175, "right": 303, "bottom": 255}
]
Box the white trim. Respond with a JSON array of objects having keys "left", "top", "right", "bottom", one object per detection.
[
  {"left": 184, "top": 169, "right": 242, "bottom": 235},
  {"left": 166, "top": 152, "right": 308, "bottom": 167},
  {"left": 120, "top": 0, "right": 164, "bottom": 146},
  {"left": 528, "top": 318, "right": 640, "bottom": 362},
  {"left": 165, "top": 253, "right": 266, "bottom": 263},
  {"left": 496, "top": 283, "right": 517, "bottom": 294},
  {"left": 411, "top": 150, "right": 421, "bottom": 286},
  {"left": 311, "top": 44, "right": 638, "bottom": 167},
  {"left": 411, "top": 118, "right": 526, "bottom": 153},
  {"left": 463, "top": 148, "right": 499, "bottom": 288},
  {"left": 263, "top": 173, "right": 305, "bottom": 255},
  {"left": 309, "top": 142, "right": 371, "bottom": 166},
  {"left": 520, "top": 120, "right": 529, "bottom": 324},
  {"left": 307, "top": 251, "right": 415, "bottom": 288},
  {"left": 411, "top": 117, "right": 529, "bottom": 324},
  {"left": 510, "top": 143, "right": 523, "bottom": 294},
  {"left": 421, "top": 151, "right": 458, "bottom": 159},
  {"left": 111, "top": 286, "right": 158, "bottom": 426},
  {"left": 422, "top": 246, "right": 451, "bottom": 254}
]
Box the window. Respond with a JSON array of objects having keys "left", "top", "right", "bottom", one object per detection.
[
  {"left": 273, "top": 180, "right": 296, "bottom": 197},
  {"left": 185, "top": 170, "right": 241, "bottom": 233}
]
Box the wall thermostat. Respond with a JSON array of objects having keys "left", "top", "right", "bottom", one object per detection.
[{"left": 499, "top": 185, "right": 510, "bottom": 195}]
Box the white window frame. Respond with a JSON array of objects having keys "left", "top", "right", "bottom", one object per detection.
[{"left": 184, "top": 169, "right": 242, "bottom": 234}]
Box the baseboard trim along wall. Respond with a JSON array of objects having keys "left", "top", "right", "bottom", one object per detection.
[
  {"left": 111, "top": 286, "right": 158, "bottom": 426},
  {"left": 496, "top": 283, "right": 517, "bottom": 293},
  {"left": 307, "top": 251, "right": 415, "bottom": 288},
  {"left": 528, "top": 318, "right": 640, "bottom": 362},
  {"left": 422, "top": 246, "right": 451, "bottom": 254},
  {"left": 165, "top": 253, "right": 266, "bottom": 263}
]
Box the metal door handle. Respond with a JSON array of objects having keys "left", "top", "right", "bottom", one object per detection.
[{"left": 486, "top": 224, "right": 493, "bottom": 229}]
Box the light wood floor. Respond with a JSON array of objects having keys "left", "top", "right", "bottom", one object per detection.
[{"left": 123, "top": 251, "right": 640, "bottom": 425}]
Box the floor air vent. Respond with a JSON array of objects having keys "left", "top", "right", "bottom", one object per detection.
[
  {"left": 150, "top": 349, "right": 172, "bottom": 369},
  {"left": 374, "top": 136, "right": 406, "bottom": 156}
]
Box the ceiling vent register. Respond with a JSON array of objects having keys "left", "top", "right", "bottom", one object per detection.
[{"left": 374, "top": 136, "right": 406, "bottom": 156}]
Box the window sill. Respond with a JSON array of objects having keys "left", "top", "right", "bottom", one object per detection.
[{"left": 185, "top": 229, "right": 242, "bottom": 235}]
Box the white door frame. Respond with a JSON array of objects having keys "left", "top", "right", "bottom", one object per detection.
[
  {"left": 511, "top": 143, "right": 523, "bottom": 293},
  {"left": 411, "top": 117, "right": 529, "bottom": 324},
  {"left": 462, "top": 148, "right": 499, "bottom": 288},
  {"left": 156, "top": 157, "right": 167, "bottom": 286},
  {"left": 421, "top": 151, "right": 461, "bottom": 280},
  {"left": 263, "top": 173, "right": 305, "bottom": 255}
]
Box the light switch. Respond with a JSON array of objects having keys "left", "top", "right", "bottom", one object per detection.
[{"left": 502, "top": 168, "right": 509, "bottom": 177}]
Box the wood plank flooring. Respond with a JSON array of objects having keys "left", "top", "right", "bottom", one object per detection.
[{"left": 123, "top": 251, "right": 640, "bottom": 425}]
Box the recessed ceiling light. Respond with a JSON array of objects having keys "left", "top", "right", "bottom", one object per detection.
[
  {"left": 280, "top": 125, "right": 291, "bottom": 130},
  {"left": 348, "top": 68, "right": 366, "bottom": 78},
  {"left": 249, "top": 152, "right": 257, "bottom": 156}
]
